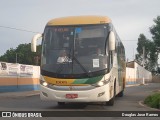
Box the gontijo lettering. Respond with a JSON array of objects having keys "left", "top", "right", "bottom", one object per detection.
[{"left": 56, "top": 81, "right": 67, "bottom": 84}]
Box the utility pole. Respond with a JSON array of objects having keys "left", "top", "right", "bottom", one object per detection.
[
  {"left": 133, "top": 47, "right": 135, "bottom": 60},
  {"left": 157, "top": 47, "right": 160, "bottom": 74},
  {"left": 16, "top": 53, "right": 18, "bottom": 63},
  {"left": 34, "top": 56, "right": 40, "bottom": 65},
  {"left": 142, "top": 46, "right": 145, "bottom": 84}
]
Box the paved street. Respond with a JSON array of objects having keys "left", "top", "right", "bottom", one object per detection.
[{"left": 0, "top": 83, "right": 159, "bottom": 120}]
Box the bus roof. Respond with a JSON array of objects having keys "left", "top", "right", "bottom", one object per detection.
[{"left": 47, "top": 16, "right": 112, "bottom": 26}]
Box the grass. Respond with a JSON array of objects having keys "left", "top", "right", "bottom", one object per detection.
[{"left": 144, "top": 92, "right": 160, "bottom": 109}]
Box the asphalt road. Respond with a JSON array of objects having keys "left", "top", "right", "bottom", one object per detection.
[{"left": 0, "top": 83, "right": 160, "bottom": 120}]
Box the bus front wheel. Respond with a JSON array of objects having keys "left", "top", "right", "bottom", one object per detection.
[
  {"left": 106, "top": 97, "right": 114, "bottom": 106},
  {"left": 117, "top": 90, "right": 124, "bottom": 97},
  {"left": 106, "top": 83, "right": 116, "bottom": 106}
]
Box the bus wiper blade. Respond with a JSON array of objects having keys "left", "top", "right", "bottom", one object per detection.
[
  {"left": 56, "top": 50, "right": 90, "bottom": 77},
  {"left": 56, "top": 57, "right": 70, "bottom": 74},
  {"left": 72, "top": 56, "right": 91, "bottom": 77}
]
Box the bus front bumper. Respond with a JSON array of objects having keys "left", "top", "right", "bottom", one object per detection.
[{"left": 40, "top": 84, "right": 110, "bottom": 102}]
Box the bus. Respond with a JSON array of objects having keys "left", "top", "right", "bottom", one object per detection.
[{"left": 31, "top": 16, "right": 126, "bottom": 106}]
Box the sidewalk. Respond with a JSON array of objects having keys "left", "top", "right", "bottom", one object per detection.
[
  {"left": 0, "top": 90, "right": 40, "bottom": 98},
  {"left": 126, "top": 83, "right": 148, "bottom": 87}
]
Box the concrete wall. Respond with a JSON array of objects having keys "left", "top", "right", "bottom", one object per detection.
[
  {"left": 126, "top": 67, "right": 136, "bottom": 84},
  {"left": 1, "top": 61, "right": 154, "bottom": 92},
  {"left": 126, "top": 62, "right": 152, "bottom": 85},
  {"left": 152, "top": 75, "right": 160, "bottom": 83},
  {"left": 0, "top": 62, "right": 40, "bottom": 92}
]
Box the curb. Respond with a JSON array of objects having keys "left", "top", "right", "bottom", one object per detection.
[
  {"left": 126, "top": 84, "right": 140, "bottom": 87},
  {"left": 24, "top": 92, "right": 40, "bottom": 97},
  {"left": 0, "top": 91, "right": 40, "bottom": 98},
  {"left": 126, "top": 84, "right": 148, "bottom": 87},
  {"left": 139, "top": 100, "right": 160, "bottom": 111}
]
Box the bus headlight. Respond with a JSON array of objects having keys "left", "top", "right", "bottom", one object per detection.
[
  {"left": 42, "top": 81, "right": 48, "bottom": 87},
  {"left": 97, "top": 81, "right": 104, "bottom": 86},
  {"left": 93, "top": 76, "right": 111, "bottom": 87},
  {"left": 40, "top": 76, "right": 48, "bottom": 87}
]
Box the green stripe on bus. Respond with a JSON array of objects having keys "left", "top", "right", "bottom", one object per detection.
[{"left": 73, "top": 76, "right": 103, "bottom": 84}]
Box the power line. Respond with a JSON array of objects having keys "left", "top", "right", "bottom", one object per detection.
[
  {"left": 122, "top": 40, "right": 137, "bottom": 41},
  {"left": 0, "top": 25, "right": 40, "bottom": 33},
  {"left": 0, "top": 25, "right": 138, "bottom": 41}
]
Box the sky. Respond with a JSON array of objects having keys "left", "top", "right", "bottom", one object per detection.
[{"left": 0, "top": 0, "right": 160, "bottom": 61}]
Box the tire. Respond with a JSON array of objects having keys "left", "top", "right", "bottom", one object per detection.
[
  {"left": 117, "top": 90, "right": 124, "bottom": 97},
  {"left": 57, "top": 102, "right": 65, "bottom": 106},
  {"left": 106, "top": 97, "right": 114, "bottom": 106},
  {"left": 106, "top": 83, "right": 116, "bottom": 106}
]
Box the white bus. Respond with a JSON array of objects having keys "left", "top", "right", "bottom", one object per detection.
[{"left": 31, "top": 16, "right": 126, "bottom": 106}]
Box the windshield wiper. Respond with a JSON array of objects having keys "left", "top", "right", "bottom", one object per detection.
[
  {"left": 56, "top": 51, "right": 90, "bottom": 77},
  {"left": 72, "top": 55, "right": 90, "bottom": 77}
]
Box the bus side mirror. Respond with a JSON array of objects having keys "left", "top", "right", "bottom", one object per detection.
[
  {"left": 109, "top": 31, "right": 115, "bottom": 51},
  {"left": 31, "top": 33, "right": 42, "bottom": 52}
]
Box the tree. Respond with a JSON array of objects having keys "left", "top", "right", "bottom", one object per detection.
[
  {"left": 146, "top": 41, "right": 157, "bottom": 72},
  {"left": 0, "top": 43, "right": 41, "bottom": 65},
  {"left": 150, "top": 16, "right": 160, "bottom": 48},
  {"left": 136, "top": 16, "right": 160, "bottom": 73},
  {"left": 150, "top": 16, "right": 160, "bottom": 73},
  {"left": 136, "top": 34, "right": 152, "bottom": 69},
  {"left": 0, "top": 48, "right": 16, "bottom": 63}
]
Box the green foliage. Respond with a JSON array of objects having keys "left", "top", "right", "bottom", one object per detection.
[
  {"left": 137, "top": 34, "right": 150, "bottom": 56},
  {"left": 144, "top": 92, "right": 160, "bottom": 109},
  {"left": 150, "top": 16, "right": 160, "bottom": 47},
  {"left": 136, "top": 34, "right": 157, "bottom": 71},
  {"left": 0, "top": 43, "right": 41, "bottom": 65},
  {"left": 136, "top": 34, "right": 150, "bottom": 66},
  {"left": 136, "top": 16, "right": 160, "bottom": 73}
]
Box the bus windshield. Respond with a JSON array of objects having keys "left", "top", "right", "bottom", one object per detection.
[{"left": 41, "top": 24, "right": 109, "bottom": 78}]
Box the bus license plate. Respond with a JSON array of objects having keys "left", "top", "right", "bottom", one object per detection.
[{"left": 66, "top": 94, "right": 78, "bottom": 99}]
